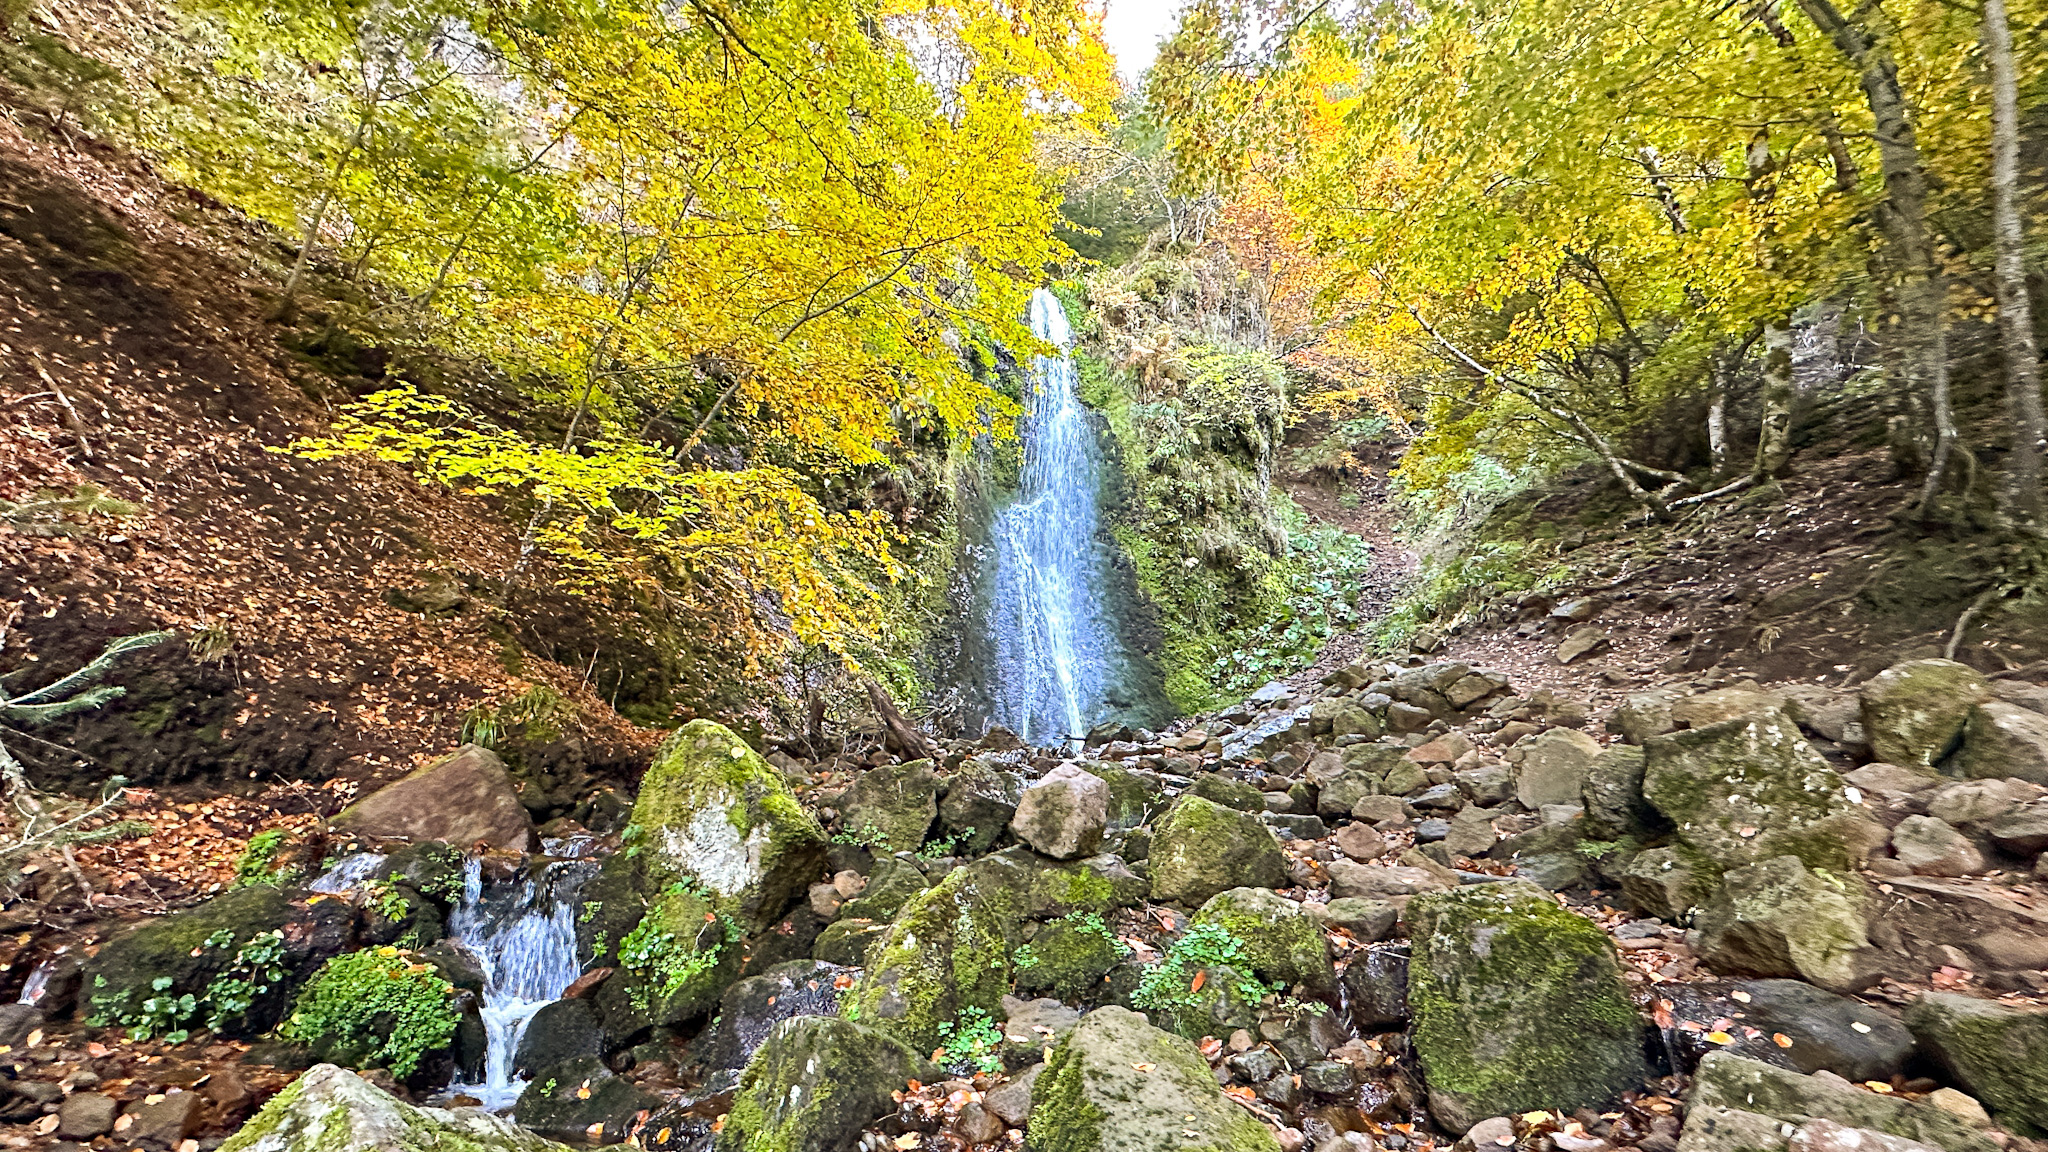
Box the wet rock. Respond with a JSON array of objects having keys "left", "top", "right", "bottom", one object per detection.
[
  {"left": 1655, "top": 979, "right": 1915, "bottom": 1081},
  {"left": 1150, "top": 796, "right": 1288, "bottom": 906},
  {"left": 1859, "top": 660, "right": 1991, "bottom": 770},
  {"left": 1643, "top": 709, "right": 1882, "bottom": 872},
  {"left": 1344, "top": 944, "right": 1411, "bottom": 1032},
  {"left": 219, "top": 1063, "right": 566, "bottom": 1151},
  {"left": 1027, "top": 1005, "right": 1279, "bottom": 1152},
  {"left": 515, "top": 1055, "right": 662, "bottom": 1144},
  {"left": 1407, "top": 881, "right": 1647, "bottom": 1133},
  {"left": 1301, "top": 1061, "right": 1358, "bottom": 1095},
  {"left": 692, "top": 960, "right": 853, "bottom": 1072},
  {"left": 513, "top": 998, "right": 603, "bottom": 1077},
  {"left": 715, "top": 1016, "right": 936, "bottom": 1152},
  {"left": 840, "top": 758, "right": 941, "bottom": 853},
  {"left": 957, "top": 1101, "right": 1006, "bottom": 1144},
  {"left": 1688, "top": 1052, "right": 1998, "bottom": 1152},
  {"left": 1695, "top": 856, "right": 1871, "bottom": 993},
  {"left": 1887, "top": 817, "right": 1984, "bottom": 877},
  {"left": 628, "top": 720, "right": 830, "bottom": 932},
  {"left": 335, "top": 744, "right": 537, "bottom": 852},
  {"left": 1515, "top": 728, "right": 1603, "bottom": 809},
  {"left": 1904, "top": 991, "right": 2048, "bottom": 1136},
  {"left": 1956, "top": 702, "right": 2048, "bottom": 785},
  {"left": 939, "top": 760, "right": 1024, "bottom": 856},
  {"left": 1192, "top": 887, "right": 1337, "bottom": 998}
]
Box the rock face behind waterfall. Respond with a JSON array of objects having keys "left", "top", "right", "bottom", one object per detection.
[{"left": 627, "top": 719, "right": 827, "bottom": 932}]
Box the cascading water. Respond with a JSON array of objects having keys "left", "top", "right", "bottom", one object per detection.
[
  {"left": 989, "top": 289, "right": 1122, "bottom": 744},
  {"left": 445, "top": 852, "right": 590, "bottom": 1111}
]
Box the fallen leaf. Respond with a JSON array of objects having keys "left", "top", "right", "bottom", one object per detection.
[
  {"left": 895, "top": 1134, "right": 922, "bottom": 1150},
  {"left": 32, "top": 1116, "right": 58, "bottom": 1137},
  {"left": 1729, "top": 990, "right": 1752, "bottom": 1003},
  {"left": 24, "top": 1029, "right": 41, "bottom": 1048},
  {"left": 1189, "top": 970, "right": 1206, "bottom": 993},
  {"left": 1865, "top": 1082, "right": 1893, "bottom": 1094},
  {"left": 1132, "top": 1063, "right": 1156, "bottom": 1073},
  {"left": 1705, "top": 1031, "right": 1734, "bottom": 1045},
  {"left": 1773, "top": 1034, "right": 1794, "bottom": 1048},
  {"left": 586, "top": 1122, "right": 606, "bottom": 1139},
  {"left": 1850, "top": 1022, "right": 1871, "bottom": 1034},
  {"left": 657, "top": 1129, "right": 672, "bottom": 1143},
  {"left": 576, "top": 1082, "right": 592, "bottom": 1100}
]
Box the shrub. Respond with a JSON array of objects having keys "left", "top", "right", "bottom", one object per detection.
[{"left": 280, "top": 947, "right": 460, "bottom": 1077}]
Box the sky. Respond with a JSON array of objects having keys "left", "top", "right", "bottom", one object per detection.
[{"left": 1101, "top": 0, "right": 1187, "bottom": 83}]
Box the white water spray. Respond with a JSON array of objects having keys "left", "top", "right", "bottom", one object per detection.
[
  {"left": 445, "top": 856, "right": 585, "bottom": 1111},
  {"left": 989, "top": 289, "right": 1120, "bottom": 743}
]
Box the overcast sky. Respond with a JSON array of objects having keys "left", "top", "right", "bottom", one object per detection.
[{"left": 1102, "top": 0, "right": 1187, "bottom": 83}]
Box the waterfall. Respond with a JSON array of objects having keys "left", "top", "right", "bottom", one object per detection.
[
  {"left": 989, "top": 288, "right": 1120, "bottom": 744},
  {"left": 445, "top": 854, "right": 588, "bottom": 1111}
]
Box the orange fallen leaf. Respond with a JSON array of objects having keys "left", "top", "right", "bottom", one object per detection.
[
  {"left": 1705, "top": 1031, "right": 1734, "bottom": 1045},
  {"left": 1189, "top": 971, "right": 1206, "bottom": 993},
  {"left": 894, "top": 1135, "right": 922, "bottom": 1150},
  {"left": 1773, "top": 1034, "right": 1794, "bottom": 1048},
  {"left": 1132, "top": 1063, "right": 1156, "bottom": 1073}
]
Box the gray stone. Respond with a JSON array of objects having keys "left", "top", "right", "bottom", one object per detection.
[
  {"left": 1843, "top": 764, "right": 1942, "bottom": 802},
  {"left": 336, "top": 744, "right": 536, "bottom": 852},
  {"left": 1342, "top": 944, "right": 1409, "bottom": 1031},
  {"left": 1696, "top": 856, "right": 1870, "bottom": 993},
  {"left": 1150, "top": 796, "right": 1288, "bottom": 906},
  {"left": 1888, "top": 816, "right": 1984, "bottom": 877},
  {"left": 1925, "top": 778, "right": 2038, "bottom": 828},
  {"left": 1321, "top": 898, "right": 1398, "bottom": 942},
  {"left": 1583, "top": 746, "right": 1663, "bottom": 840},
  {"left": 1672, "top": 687, "right": 1788, "bottom": 729},
  {"left": 1859, "top": 660, "right": 1992, "bottom": 770},
  {"left": 1956, "top": 702, "right": 2048, "bottom": 785},
  {"left": 1610, "top": 690, "right": 1680, "bottom": 745},
  {"left": 1655, "top": 979, "right": 1915, "bottom": 1082},
  {"left": 1688, "top": 1052, "right": 1998, "bottom": 1152},
  {"left": 692, "top": 960, "right": 853, "bottom": 1072},
  {"left": 939, "top": 760, "right": 1025, "bottom": 856},
  {"left": 57, "top": 1093, "right": 118, "bottom": 1140},
  {"left": 1675, "top": 1106, "right": 1794, "bottom": 1152},
  {"left": 1986, "top": 799, "right": 2048, "bottom": 854},
  {"left": 1904, "top": 992, "right": 2048, "bottom": 1137},
  {"left": 715, "top": 1016, "right": 937, "bottom": 1152},
  {"left": 1516, "top": 728, "right": 1603, "bottom": 809},
  {"left": 1012, "top": 764, "right": 1110, "bottom": 860},
  {"left": 983, "top": 1064, "right": 1040, "bottom": 1127},
  {"left": 1456, "top": 765, "right": 1515, "bottom": 806},
  {"left": 1335, "top": 822, "right": 1388, "bottom": 861},
  {"left": 1556, "top": 627, "right": 1613, "bottom": 665},
  {"left": 1326, "top": 862, "right": 1449, "bottom": 900},
  {"left": 515, "top": 1055, "right": 662, "bottom": 1144},
  {"left": 841, "top": 759, "right": 942, "bottom": 853}
]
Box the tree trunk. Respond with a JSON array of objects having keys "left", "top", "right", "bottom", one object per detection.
[
  {"left": 1983, "top": 0, "right": 2046, "bottom": 523},
  {"left": 1792, "top": 0, "right": 1952, "bottom": 512},
  {"left": 1755, "top": 316, "right": 1795, "bottom": 477}
]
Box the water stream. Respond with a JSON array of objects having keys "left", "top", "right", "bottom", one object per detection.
[
  {"left": 988, "top": 289, "right": 1123, "bottom": 744},
  {"left": 443, "top": 852, "right": 590, "bottom": 1110}
]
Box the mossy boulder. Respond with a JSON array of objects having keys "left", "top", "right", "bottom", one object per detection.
[
  {"left": 628, "top": 720, "right": 828, "bottom": 932},
  {"left": 1643, "top": 709, "right": 1882, "bottom": 872},
  {"left": 219, "top": 1063, "right": 568, "bottom": 1152},
  {"left": 1621, "top": 845, "right": 1722, "bottom": 923},
  {"left": 837, "top": 856, "right": 929, "bottom": 922},
  {"left": 1694, "top": 856, "right": 1870, "bottom": 993},
  {"left": 1954, "top": 702, "right": 2048, "bottom": 786},
  {"left": 939, "top": 759, "right": 1025, "bottom": 855},
  {"left": 1903, "top": 992, "right": 2048, "bottom": 1136},
  {"left": 1583, "top": 745, "right": 1665, "bottom": 840},
  {"left": 594, "top": 885, "right": 745, "bottom": 1037},
  {"left": 1078, "top": 763, "right": 1162, "bottom": 831},
  {"left": 1189, "top": 888, "right": 1335, "bottom": 999},
  {"left": 1015, "top": 917, "right": 1131, "bottom": 1002},
  {"left": 514, "top": 1054, "right": 663, "bottom": 1145},
  {"left": 715, "top": 1015, "right": 936, "bottom": 1152},
  {"left": 956, "top": 846, "right": 1150, "bottom": 920},
  {"left": 1407, "top": 881, "right": 1648, "bottom": 1134},
  {"left": 840, "top": 866, "right": 1016, "bottom": 1051},
  {"left": 1859, "top": 659, "right": 1991, "bottom": 770},
  {"left": 1028, "top": 1005, "right": 1279, "bottom": 1152},
  {"left": 1516, "top": 727, "right": 1603, "bottom": 808},
  {"left": 1688, "top": 1052, "right": 1999, "bottom": 1152},
  {"left": 1149, "top": 796, "right": 1287, "bottom": 907},
  {"left": 1187, "top": 775, "right": 1266, "bottom": 812},
  {"left": 811, "top": 920, "right": 889, "bottom": 966},
  {"left": 839, "top": 758, "right": 941, "bottom": 852}
]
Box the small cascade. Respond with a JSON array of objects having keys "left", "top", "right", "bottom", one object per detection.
[
  {"left": 989, "top": 288, "right": 1123, "bottom": 744},
  {"left": 17, "top": 954, "right": 62, "bottom": 1006},
  {"left": 307, "top": 852, "right": 387, "bottom": 895},
  {"left": 445, "top": 855, "right": 590, "bottom": 1111}
]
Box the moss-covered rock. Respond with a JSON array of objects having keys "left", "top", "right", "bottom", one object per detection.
[
  {"left": 1078, "top": 762, "right": 1162, "bottom": 831},
  {"left": 1028, "top": 1005, "right": 1279, "bottom": 1152},
  {"left": 628, "top": 720, "right": 827, "bottom": 932},
  {"left": 840, "top": 866, "right": 1016, "bottom": 1051},
  {"left": 1186, "top": 775, "right": 1266, "bottom": 812},
  {"left": 1955, "top": 702, "right": 2048, "bottom": 786},
  {"left": 715, "top": 1015, "right": 936, "bottom": 1152},
  {"left": 1858, "top": 659, "right": 1991, "bottom": 770},
  {"left": 1694, "top": 856, "right": 1870, "bottom": 993},
  {"left": 1903, "top": 992, "right": 2048, "bottom": 1136},
  {"left": 839, "top": 758, "right": 941, "bottom": 853},
  {"left": 1583, "top": 745, "right": 1665, "bottom": 841},
  {"left": 838, "top": 856, "right": 930, "bottom": 922},
  {"left": 1643, "top": 709, "right": 1882, "bottom": 872},
  {"left": 1149, "top": 796, "right": 1286, "bottom": 907},
  {"left": 811, "top": 920, "right": 889, "bottom": 967},
  {"left": 1407, "top": 881, "right": 1647, "bottom": 1133},
  {"left": 1688, "top": 1052, "right": 1999, "bottom": 1152},
  {"left": 219, "top": 1063, "right": 568, "bottom": 1152},
  {"left": 1621, "top": 845, "right": 1723, "bottom": 923},
  {"left": 1672, "top": 1106, "right": 1797, "bottom": 1152},
  {"left": 939, "top": 759, "right": 1025, "bottom": 855},
  {"left": 955, "top": 846, "right": 1150, "bottom": 920},
  {"left": 594, "top": 884, "right": 744, "bottom": 1038},
  {"left": 1189, "top": 888, "right": 1335, "bottom": 999},
  {"left": 1015, "top": 915, "right": 1131, "bottom": 1002}
]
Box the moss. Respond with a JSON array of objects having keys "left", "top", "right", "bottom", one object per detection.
[
  {"left": 1030, "top": 1027, "right": 1108, "bottom": 1152},
  {"left": 840, "top": 867, "right": 1016, "bottom": 1052},
  {"left": 1013, "top": 915, "right": 1130, "bottom": 1002},
  {"left": 1190, "top": 888, "right": 1336, "bottom": 997},
  {"left": 715, "top": 1016, "right": 933, "bottom": 1152},
  {"left": 1408, "top": 883, "right": 1647, "bottom": 1124},
  {"left": 1149, "top": 796, "right": 1287, "bottom": 907},
  {"left": 1904, "top": 994, "right": 2048, "bottom": 1137},
  {"left": 281, "top": 947, "right": 461, "bottom": 1078}
]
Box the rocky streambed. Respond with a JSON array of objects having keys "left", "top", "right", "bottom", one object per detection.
[{"left": 3, "top": 656, "right": 2045, "bottom": 1152}]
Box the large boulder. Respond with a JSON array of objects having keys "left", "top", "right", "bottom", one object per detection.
[
  {"left": 514, "top": 1054, "right": 663, "bottom": 1144},
  {"left": 1406, "top": 881, "right": 1647, "bottom": 1133},
  {"left": 1643, "top": 709, "right": 1882, "bottom": 872},
  {"left": 954, "top": 847, "right": 1150, "bottom": 920},
  {"left": 220, "top": 1063, "right": 567, "bottom": 1151},
  {"left": 334, "top": 744, "right": 536, "bottom": 852},
  {"left": 1515, "top": 728, "right": 1604, "bottom": 809},
  {"left": 628, "top": 721, "right": 828, "bottom": 932},
  {"left": 1954, "top": 702, "right": 2048, "bottom": 785},
  {"left": 1189, "top": 888, "right": 1336, "bottom": 999},
  {"left": 1583, "top": 745, "right": 1664, "bottom": 840},
  {"left": 1012, "top": 764, "right": 1110, "bottom": 860},
  {"left": 1028, "top": 1006, "right": 1279, "bottom": 1152},
  {"left": 1859, "top": 660, "right": 1991, "bottom": 770},
  {"left": 692, "top": 960, "right": 853, "bottom": 1073},
  {"left": 1695, "top": 856, "right": 1871, "bottom": 993},
  {"left": 840, "top": 866, "right": 1014, "bottom": 1051},
  {"left": 1887, "top": 816, "right": 1983, "bottom": 877},
  {"left": 838, "top": 758, "right": 940, "bottom": 853},
  {"left": 1688, "top": 1052, "right": 1999, "bottom": 1152},
  {"left": 1622, "top": 845, "right": 1722, "bottom": 922},
  {"left": 1148, "top": 796, "right": 1287, "bottom": 906},
  {"left": 1903, "top": 992, "right": 2048, "bottom": 1136},
  {"left": 715, "top": 1016, "right": 936, "bottom": 1152},
  {"left": 1655, "top": 979, "right": 1915, "bottom": 1082},
  {"left": 939, "top": 759, "right": 1024, "bottom": 856}
]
